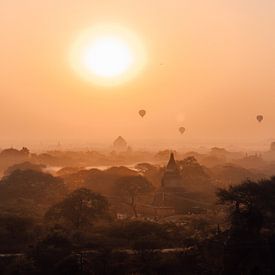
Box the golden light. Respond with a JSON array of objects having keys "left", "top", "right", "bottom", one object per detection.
[{"left": 70, "top": 25, "right": 146, "bottom": 86}]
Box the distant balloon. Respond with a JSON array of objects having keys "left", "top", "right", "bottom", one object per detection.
[
  {"left": 179, "top": 127, "right": 185, "bottom": 134},
  {"left": 139, "top": 110, "right": 146, "bottom": 118},
  {"left": 256, "top": 115, "right": 263, "bottom": 123}
]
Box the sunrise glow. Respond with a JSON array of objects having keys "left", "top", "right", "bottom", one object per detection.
[{"left": 70, "top": 25, "right": 146, "bottom": 86}]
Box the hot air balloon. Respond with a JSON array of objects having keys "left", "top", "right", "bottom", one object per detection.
[
  {"left": 139, "top": 110, "right": 146, "bottom": 118},
  {"left": 179, "top": 127, "right": 185, "bottom": 134},
  {"left": 256, "top": 115, "right": 263, "bottom": 123}
]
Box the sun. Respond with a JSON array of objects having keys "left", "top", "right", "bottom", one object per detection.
[
  {"left": 70, "top": 25, "right": 146, "bottom": 86},
  {"left": 83, "top": 36, "right": 133, "bottom": 78}
]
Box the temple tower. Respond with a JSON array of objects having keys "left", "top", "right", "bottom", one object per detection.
[{"left": 161, "top": 153, "right": 182, "bottom": 189}]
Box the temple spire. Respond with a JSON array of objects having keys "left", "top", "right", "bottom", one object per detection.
[{"left": 166, "top": 152, "right": 178, "bottom": 172}]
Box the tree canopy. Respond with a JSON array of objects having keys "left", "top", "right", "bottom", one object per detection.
[
  {"left": 217, "top": 177, "right": 275, "bottom": 212},
  {"left": 177, "top": 157, "right": 213, "bottom": 192},
  {"left": 216, "top": 177, "right": 275, "bottom": 231},
  {"left": 114, "top": 176, "right": 154, "bottom": 217},
  {"left": 45, "top": 188, "right": 110, "bottom": 229},
  {"left": 0, "top": 170, "right": 67, "bottom": 216}
]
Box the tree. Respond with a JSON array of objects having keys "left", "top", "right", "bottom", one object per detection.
[
  {"left": 135, "top": 163, "right": 163, "bottom": 187},
  {"left": 177, "top": 157, "right": 213, "bottom": 192},
  {"left": 0, "top": 214, "right": 35, "bottom": 250},
  {"left": 0, "top": 170, "right": 67, "bottom": 217},
  {"left": 216, "top": 177, "right": 275, "bottom": 231},
  {"left": 4, "top": 161, "right": 45, "bottom": 176},
  {"left": 114, "top": 176, "right": 154, "bottom": 217},
  {"left": 217, "top": 177, "right": 275, "bottom": 212},
  {"left": 178, "top": 157, "right": 209, "bottom": 179},
  {"left": 45, "top": 188, "right": 109, "bottom": 229},
  {"left": 216, "top": 179, "right": 275, "bottom": 275},
  {"left": 31, "top": 232, "right": 72, "bottom": 273}
]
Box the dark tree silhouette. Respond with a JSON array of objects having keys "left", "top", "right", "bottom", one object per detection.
[
  {"left": 177, "top": 157, "right": 212, "bottom": 192},
  {"left": 0, "top": 170, "right": 67, "bottom": 216},
  {"left": 31, "top": 232, "right": 72, "bottom": 273},
  {"left": 217, "top": 179, "right": 275, "bottom": 275},
  {"left": 217, "top": 177, "right": 275, "bottom": 213},
  {"left": 4, "top": 161, "right": 45, "bottom": 176},
  {"left": 114, "top": 176, "right": 154, "bottom": 217},
  {"left": 45, "top": 188, "right": 109, "bottom": 229},
  {"left": 216, "top": 177, "right": 275, "bottom": 232}
]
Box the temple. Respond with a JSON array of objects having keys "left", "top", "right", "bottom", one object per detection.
[
  {"left": 151, "top": 153, "right": 183, "bottom": 216},
  {"left": 161, "top": 153, "right": 182, "bottom": 189},
  {"left": 113, "top": 136, "right": 127, "bottom": 152}
]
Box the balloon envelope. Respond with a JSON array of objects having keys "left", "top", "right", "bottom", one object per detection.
[
  {"left": 139, "top": 110, "right": 146, "bottom": 118},
  {"left": 256, "top": 115, "right": 263, "bottom": 123},
  {"left": 179, "top": 127, "right": 185, "bottom": 134}
]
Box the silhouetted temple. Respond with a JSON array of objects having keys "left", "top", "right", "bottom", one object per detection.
[
  {"left": 113, "top": 136, "right": 127, "bottom": 152},
  {"left": 151, "top": 153, "right": 208, "bottom": 217},
  {"left": 161, "top": 153, "right": 182, "bottom": 189},
  {"left": 151, "top": 153, "right": 183, "bottom": 216}
]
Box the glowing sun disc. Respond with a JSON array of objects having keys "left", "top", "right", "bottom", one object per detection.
[
  {"left": 83, "top": 36, "right": 133, "bottom": 77},
  {"left": 70, "top": 25, "right": 146, "bottom": 86}
]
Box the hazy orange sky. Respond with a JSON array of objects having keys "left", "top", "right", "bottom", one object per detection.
[{"left": 1, "top": 0, "right": 275, "bottom": 150}]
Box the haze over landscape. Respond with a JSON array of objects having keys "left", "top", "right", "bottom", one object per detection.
[
  {"left": 2, "top": 1, "right": 275, "bottom": 274},
  {"left": 1, "top": 1, "right": 275, "bottom": 150}
]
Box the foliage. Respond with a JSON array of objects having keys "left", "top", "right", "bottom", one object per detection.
[
  {"left": 0, "top": 170, "right": 67, "bottom": 217},
  {"left": 0, "top": 214, "right": 36, "bottom": 251},
  {"left": 4, "top": 162, "right": 45, "bottom": 176},
  {"left": 135, "top": 163, "right": 163, "bottom": 187},
  {"left": 217, "top": 177, "right": 275, "bottom": 213},
  {"left": 45, "top": 188, "right": 110, "bottom": 229},
  {"left": 31, "top": 232, "right": 72, "bottom": 273},
  {"left": 0, "top": 170, "right": 66, "bottom": 204},
  {"left": 216, "top": 177, "right": 275, "bottom": 232},
  {"left": 62, "top": 166, "right": 138, "bottom": 193},
  {"left": 114, "top": 176, "right": 154, "bottom": 217},
  {"left": 177, "top": 157, "right": 213, "bottom": 192}
]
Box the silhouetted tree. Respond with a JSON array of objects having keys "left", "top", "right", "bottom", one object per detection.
[
  {"left": 135, "top": 163, "right": 163, "bottom": 187},
  {"left": 216, "top": 179, "right": 275, "bottom": 232},
  {"left": 0, "top": 170, "right": 67, "bottom": 217},
  {"left": 217, "top": 177, "right": 275, "bottom": 217},
  {"left": 114, "top": 176, "right": 154, "bottom": 217},
  {"left": 4, "top": 161, "right": 45, "bottom": 176},
  {"left": 178, "top": 157, "right": 213, "bottom": 192},
  {"left": 45, "top": 188, "right": 109, "bottom": 230},
  {"left": 0, "top": 214, "right": 35, "bottom": 251},
  {"left": 217, "top": 180, "right": 275, "bottom": 275},
  {"left": 62, "top": 166, "right": 138, "bottom": 193},
  {"left": 31, "top": 232, "right": 72, "bottom": 273}
]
